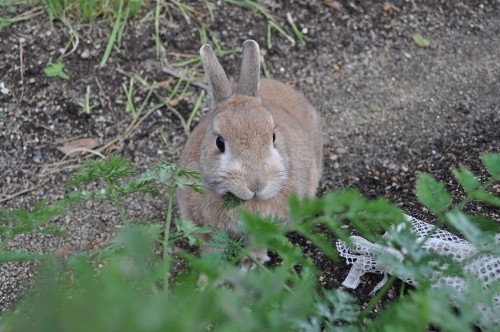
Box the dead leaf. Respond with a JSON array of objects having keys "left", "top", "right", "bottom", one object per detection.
[
  {"left": 184, "top": 4, "right": 206, "bottom": 19},
  {"left": 158, "top": 77, "right": 176, "bottom": 88},
  {"left": 323, "top": 0, "right": 343, "bottom": 12},
  {"left": 105, "top": 143, "right": 124, "bottom": 154},
  {"left": 55, "top": 243, "right": 74, "bottom": 258},
  {"left": 57, "top": 137, "right": 99, "bottom": 156},
  {"left": 169, "top": 97, "right": 179, "bottom": 106},
  {"left": 384, "top": 2, "right": 395, "bottom": 16}
]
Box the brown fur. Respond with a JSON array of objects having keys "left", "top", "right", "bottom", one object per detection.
[{"left": 177, "top": 41, "right": 323, "bottom": 266}]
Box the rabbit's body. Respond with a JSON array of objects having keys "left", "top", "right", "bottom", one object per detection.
[{"left": 177, "top": 41, "right": 322, "bottom": 266}]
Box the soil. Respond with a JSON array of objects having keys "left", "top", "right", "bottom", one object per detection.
[{"left": 0, "top": 0, "right": 499, "bottom": 315}]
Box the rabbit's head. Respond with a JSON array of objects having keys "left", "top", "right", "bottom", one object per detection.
[{"left": 198, "top": 40, "right": 289, "bottom": 201}]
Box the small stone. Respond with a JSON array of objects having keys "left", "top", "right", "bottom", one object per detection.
[
  {"left": 0, "top": 82, "right": 9, "bottom": 95},
  {"left": 28, "top": 78, "right": 36, "bottom": 84},
  {"left": 332, "top": 63, "right": 341, "bottom": 72},
  {"left": 33, "top": 150, "right": 42, "bottom": 163},
  {"left": 80, "top": 48, "right": 91, "bottom": 59}
]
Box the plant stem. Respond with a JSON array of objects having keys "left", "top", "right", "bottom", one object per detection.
[
  {"left": 163, "top": 186, "right": 175, "bottom": 295},
  {"left": 113, "top": 198, "right": 128, "bottom": 225},
  {"left": 359, "top": 275, "right": 397, "bottom": 322},
  {"left": 240, "top": 247, "right": 294, "bottom": 294}
]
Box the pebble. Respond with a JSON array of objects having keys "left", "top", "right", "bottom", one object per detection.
[
  {"left": 33, "top": 150, "right": 43, "bottom": 163},
  {"left": 329, "top": 154, "right": 338, "bottom": 161},
  {"left": 80, "top": 48, "right": 91, "bottom": 59},
  {"left": 0, "top": 82, "right": 9, "bottom": 95}
]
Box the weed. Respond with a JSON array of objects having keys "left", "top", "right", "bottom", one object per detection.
[
  {"left": 286, "top": 12, "right": 305, "bottom": 44},
  {"left": 43, "top": 61, "right": 70, "bottom": 80},
  {"left": 122, "top": 77, "right": 139, "bottom": 119},
  {"left": 79, "top": 85, "right": 99, "bottom": 114},
  {"left": 153, "top": 0, "right": 164, "bottom": 57},
  {"left": 413, "top": 33, "right": 430, "bottom": 48},
  {"left": 118, "top": 69, "right": 202, "bottom": 137},
  {"left": 65, "top": 155, "right": 161, "bottom": 224},
  {"left": 0, "top": 153, "right": 498, "bottom": 331},
  {"left": 0, "top": 2, "right": 43, "bottom": 32},
  {"left": 139, "top": 161, "right": 203, "bottom": 293},
  {"left": 225, "top": 0, "right": 296, "bottom": 47}
]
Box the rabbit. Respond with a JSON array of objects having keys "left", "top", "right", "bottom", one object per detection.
[{"left": 177, "top": 39, "right": 323, "bottom": 270}]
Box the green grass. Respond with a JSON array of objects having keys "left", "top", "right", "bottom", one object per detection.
[
  {"left": 0, "top": 2, "right": 43, "bottom": 32},
  {"left": 79, "top": 85, "right": 99, "bottom": 113},
  {"left": 224, "top": 0, "right": 297, "bottom": 47}
]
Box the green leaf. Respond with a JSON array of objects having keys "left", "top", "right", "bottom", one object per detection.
[
  {"left": 43, "top": 62, "right": 70, "bottom": 80},
  {"left": 65, "top": 155, "right": 136, "bottom": 188},
  {"left": 481, "top": 153, "right": 500, "bottom": 180},
  {"left": 222, "top": 192, "right": 244, "bottom": 210},
  {"left": 173, "top": 219, "right": 210, "bottom": 245},
  {"left": 469, "top": 215, "right": 500, "bottom": 234},
  {"left": 453, "top": 166, "right": 480, "bottom": 192},
  {"left": 446, "top": 211, "right": 492, "bottom": 246},
  {"left": 416, "top": 173, "right": 451, "bottom": 214},
  {"left": 469, "top": 189, "right": 500, "bottom": 207},
  {"left": 412, "top": 33, "right": 430, "bottom": 48}
]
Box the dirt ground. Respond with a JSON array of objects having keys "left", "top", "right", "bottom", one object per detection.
[{"left": 0, "top": 0, "right": 499, "bottom": 313}]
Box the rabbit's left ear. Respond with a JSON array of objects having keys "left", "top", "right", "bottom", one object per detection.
[{"left": 236, "top": 40, "right": 260, "bottom": 98}]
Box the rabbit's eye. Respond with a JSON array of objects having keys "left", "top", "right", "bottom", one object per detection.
[
  {"left": 273, "top": 132, "right": 276, "bottom": 143},
  {"left": 216, "top": 136, "right": 225, "bottom": 153}
]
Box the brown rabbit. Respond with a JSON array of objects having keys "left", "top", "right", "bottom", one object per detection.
[{"left": 177, "top": 40, "right": 323, "bottom": 269}]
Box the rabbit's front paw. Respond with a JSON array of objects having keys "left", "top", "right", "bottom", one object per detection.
[{"left": 239, "top": 248, "right": 270, "bottom": 272}]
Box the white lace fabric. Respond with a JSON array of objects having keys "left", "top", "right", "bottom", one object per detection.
[{"left": 336, "top": 215, "right": 499, "bottom": 327}]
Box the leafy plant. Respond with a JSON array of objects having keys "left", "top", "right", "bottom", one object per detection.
[
  {"left": 0, "top": 153, "right": 498, "bottom": 331},
  {"left": 43, "top": 61, "right": 70, "bottom": 80},
  {"left": 0, "top": 1, "right": 42, "bottom": 32},
  {"left": 79, "top": 85, "right": 99, "bottom": 113},
  {"left": 138, "top": 161, "right": 203, "bottom": 293},
  {"left": 65, "top": 155, "right": 161, "bottom": 224},
  {"left": 0, "top": 199, "right": 68, "bottom": 263},
  {"left": 412, "top": 33, "right": 430, "bottom": 48}
]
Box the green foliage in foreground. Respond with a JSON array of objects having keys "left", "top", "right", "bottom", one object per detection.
[{"left": 0, "top": 154, "right": 499, "bottom": 331}]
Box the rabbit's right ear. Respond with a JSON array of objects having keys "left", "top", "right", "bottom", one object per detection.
[
  {"left": 200, "top": 44, "right": 232, "bottom": 107},
  {"left": 236, "top": 40, "right": 260, "bottom": 98}
]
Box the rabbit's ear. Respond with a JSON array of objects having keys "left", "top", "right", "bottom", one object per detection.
[
  {"left": 236, "top": 40, "right": 260, "bottom": 98},
  {"left": 200, "top": 44, "right": 232, "bottom": 106}
]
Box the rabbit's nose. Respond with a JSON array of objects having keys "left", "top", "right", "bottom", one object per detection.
[{"left": 247, "top": 176, "right": 264, "bottom": 194}]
